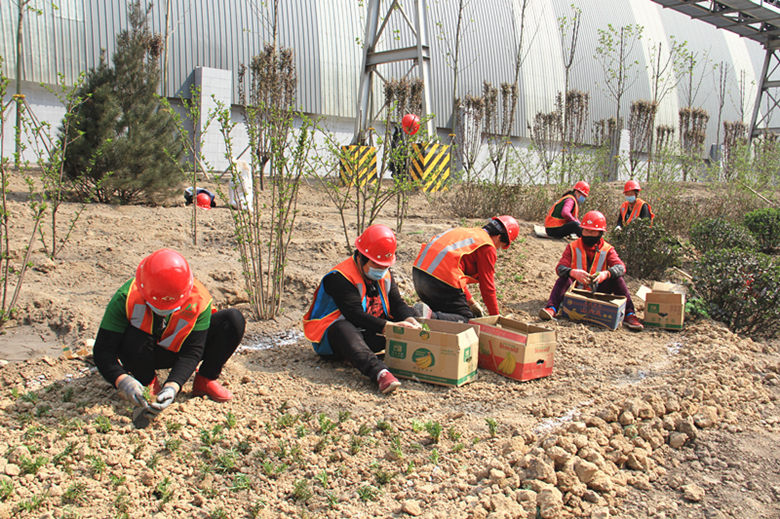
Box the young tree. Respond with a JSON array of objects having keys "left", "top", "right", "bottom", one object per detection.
[
  {"left": 713, "top": 61, "right": 729, "bottom": 159},
  {"left": 63, "top": 1, "right": 184, "bottom": 203},
  {"left": 558, "top": 3, "right": 583, "bottom": 181},
  {"left": 435, "top": 0, "right": 475, "bottom": 132},
  {"left": 594, "top": 23, "right": 644, "bottom": 180},
  {"left": 628, "top": 100, "right": 657, "bottom": 176}
]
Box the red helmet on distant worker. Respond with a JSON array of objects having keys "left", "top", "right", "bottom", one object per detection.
[
  {"left": 196, "top": 192, "right": 212, "bottom": 210},
  {"left": 572, "top": 181, "right": 590, "bottom": 197},
  {"left": 355, "top": 224, "right": 397, "bottom": 267},
  {"left": 581, "top": 210, "right": 607, "bottom": 232},
  {"left": 492, "top": 215, "right": 519, "bottom": 249},
  {"left": 401, "top": 113, "right": 420, "bottom": 135},
  {"left": 623, "top": 180, "right": 641, "bottom": 193},
  {"left": 135, "top": 249, "right": 194, "bottom": 311}
]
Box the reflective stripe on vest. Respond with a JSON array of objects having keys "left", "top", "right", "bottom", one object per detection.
[
  {"left": 414, "top": 228, "right": 494, "bottom": 289},
  {"left": 619, "top": 199, "right": 655, "bottom": 226},
  {"left": 125, "top": 278, "right": 212, "bottom": 353},
  {"left": 302, "top": 257, "right": 392, "bottom": 346},
  {"left": 570, "top": 239, "right": 613, "bottom": 289},
  {"left": 545, "top": 194, "right": 579, "bottom": 228}
]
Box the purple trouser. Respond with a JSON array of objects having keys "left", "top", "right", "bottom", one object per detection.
[{"left": 546, "top": 275, "right": 636, "bottom": 314}]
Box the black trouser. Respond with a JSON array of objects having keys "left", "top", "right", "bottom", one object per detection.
[
  {"left": 117, "top": 309, "right": 245, "bottom": 385},
  {"left": 326, "top": 319, "right": 387, "bottom": 382},
  {"left": 545, "top": 221, "right": 581, "bottom": 238},
  {"left": 412, "top": 268, "right": 472, "bottom": 323}
]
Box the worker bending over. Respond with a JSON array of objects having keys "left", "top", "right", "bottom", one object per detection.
[
  {"left": 94, "top": 249, "right": 245, "bottom": 415},
  {"left": 539, "top": 211, "right": 643, "bottom": 331},
  {"left": 413, "top": 215, "right": 519, "bottom": 322},
  {"left": 544, "top": 181, "right": 590, "bottom": 239},
  {"left": 616, "top": 180, "right": 654, "bottom": 230},
  {"left": 303, "top": 225, "right": 421, "bottom": 394}
]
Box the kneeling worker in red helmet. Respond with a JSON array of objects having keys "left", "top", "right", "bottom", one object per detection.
[
  {"left": 412, "top": 215, "right": 520, "bottom": 322},
  {"left": 93, "top": 249, "right": 245, "bottom": 414},
  {"left": 544, "top": 181, "right": 590, "bottom": 239},
  {"left": 303, "top": 224, "right": 421, "bottom": 394},
  {"left": 539, "top": 211, "right": 644, "bottom": 331}
]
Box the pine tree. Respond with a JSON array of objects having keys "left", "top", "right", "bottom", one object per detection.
[{"left": 63, "top": 1, "right": 184, "bottom": 203}]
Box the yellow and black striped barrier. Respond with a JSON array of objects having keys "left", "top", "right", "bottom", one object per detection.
[
  {"left": 409, "top": 143, "right": 451, "bottom": 192},
  {"left": 339, "top": 145, "right": 377, "bottom": 186}
]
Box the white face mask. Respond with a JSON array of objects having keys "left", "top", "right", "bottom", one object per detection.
[
  {"left": 625, "top": 195, "right": 637, "bottom": 203},
  {"left": 366, "top": 267, "right": 388, "bottom": 281},
  {"left": 146, "top": 302, "right": 180, "bottom": 316}
]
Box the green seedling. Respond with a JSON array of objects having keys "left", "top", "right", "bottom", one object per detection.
[
  {"left": 62, "top": 481, "right": 87, "bottom": 504},
  {"left": 16, "top": 492, "right": 48, "bottom": 513},
  {"left": 62, "top": 386, "right": 75, "bottom": 402},
  {"left": 376, "top": 420, "right": 391, "bottom": 432},
  {"left": 389, "top": 435, "right": 404, "bottom": 459},
  {"left": 405, "top": 461, "right": 416, "bottom": 475},
  {"left": 19, "top": 455, "right": 48, "bottom": 475},
  {"left": 146, "top": 453, "right": 161, "bottom": 469},
  {"left": 94, "top": 416, "right": 112, "bottom": 433},
  {"left": 277, "top": 401, "right": 290, "bottom": 412},
  {"left": 53, "top": 442, "right": 75, "bottom": 467},
  {"left": 295, "top": 424, "right": 308, "bottom": 438},
  {"left": 447, "top": 426, "right": 462, "bottom": 441},
  {"left": 165, "top": 420, "right": 182, "bottom": 433},
  {"left": 313, "top": 438, "right": 328, "bottom": 454},
  {"left": 20, "top": 391, "right": 39, "bottom": 404},
  {"left": 109, "top": 474, "right": 126, "bottom": 487},
  {"left": 0, "top": 479, "right": 13, "bottom": 501},
  {"left": 236, "top": 439, "right": 251, "bottom": 454},
  {"left": 411, "top": 420, "right": 424, "bottom": 433},
  {"left": 231, "top": 473, "right": 251, "bottom": 492},
  {"left": 23, "top": 425, "right": 47, "bottom": 441},
  {"left": 249, "top": 501, "right": 267, "bottom": 518},
  {"left": 200, "top": 424, "right": 224, "bottom": 447},
  {"left": 318, "top": 414, "right": 336, "bottom": 434},
  {"left": 357, "top": 424, "right": 371, "bottom": 436},
  {"left": 87, "top": 454, "right": 106, "bottom": 475},
  {"left": 451, "top": 443, "right": 464, "bottom": 453},
  {"left": 277, "top": 413, "right": 297, "bottom": 429},
  {"left": 153, "top": 477, "right": 174, "bottom": 504},
  {"left": 430, "top": 448, "right": 440, "bottom": 465},
  {"left": 314, "top": 470, "right": 329, "bottom": 489},
  {"left": 10, "top": 388, "right": 19, "bottom": 399},
  {"left": 425, "top": 421, "right": 443, "bottom": 443},
  {"left": 216, "top": 450, "right": 238, "bottom": 473},
  {"left": 374, "top": 468, "right": 395, "bottom": 486},
  {"left": 225, "top": 412, "right": 237, "bottom": 429},
  {"left": 485, "top": 417, "right": 498, "bottom": 438},
  {"left": 34, "top": 404, "right": 51, "bottom": 417},
  {"left": 349, "top": 436, "right": 362, "bottom": 455},
  {"left": 338, "top": 410, "right": 351, "bottom": 423},
  {"left": 291, "top": 479, "right": 312, "bottom": 503},
  {"left": 357, "top": 485, "right": 378, "bottom": 502},
  {"left": 164, "top": 439, "right": 182, "bottom": 453},
  {"left": 209, "top": 508, "right": 229, "bottom": 519},
  {"left": 114, "top": 490, "right": 130, "bottom": 515},
  {"left": 325, "top": 491, "right": 339, "bottom": 508}
]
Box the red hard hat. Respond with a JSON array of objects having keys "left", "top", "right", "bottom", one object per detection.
[
  {"left": 581, "top": 210, "right": 607, "bottom": 232},
  {"left": 401, "top": 113, "right": 420, "bottom": 135},
  {"left": 355, "top": 224, "right": 397, "bottom": 267},
  {"left": 623, "top": 180, "right": 641, "bottom": 193},
  {"left": 196, "top": 192, "right": 212, "bottom": 210},
  {"left": 493, "top": 215, "right": 519, "bottom": 249},
  {"left": 572, "top": 181, "right": 590, "bottom": 197},
  {"left": 135, "top": 249, "right": 194, "bottom": 310}
]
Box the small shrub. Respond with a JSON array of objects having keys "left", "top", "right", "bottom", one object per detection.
[
  {"left": 691, "top": 248, "right": 780, "bottom": 337},
  {"left": 610, "top": 219, "right": 682, "bottom": 279},
  {"left": 690, "top": 217, "right": 757, "bottom": 254},
  {"left": 744, "top": 208, "right": 780, "bottom": 253},
  {"left": 0, "top": 479, "right": 12, "bottom": 501}
]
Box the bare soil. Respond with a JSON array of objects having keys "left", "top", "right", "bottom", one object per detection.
[{"left": 0, "top": 179, "right": 778, "bottom": 518}]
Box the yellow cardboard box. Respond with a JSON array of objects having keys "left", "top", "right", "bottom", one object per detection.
[
  {"left": 637, "top": 281, "right": 686, "bottom": 330},
  {"left": 383, "top": 319, "right": 478, "bottom": 387},
  {"left": 470, "top": 316, "right": 556, "bottom": 381}
]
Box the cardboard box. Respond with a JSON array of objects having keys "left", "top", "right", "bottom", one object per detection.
[
  {"left": 470, "top": 316, "right": 556, "bottom": 381},
  {"left": 637, "top": 282, "right": 686, "bottom": 330},
  {"left": 384, "top": 319, "right": 478, "bottom": 387},
  {"left": 561, "top": 288, "right": 627, "bottom": 330}
]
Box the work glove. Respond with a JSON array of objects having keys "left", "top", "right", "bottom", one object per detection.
[
  {"left": 569, "top": 269, "right": 591, "bottom": 286},
  {"left": 468, "top": 300, "right": 486, "bottom": 318},
  {"left": 149, "top": 385, "right": 178, "bottom": 413},
  {"left": 117, "top": 375, "right": 146, "bottom": 407},
  {"left": 591, "top": 271, "right": 610, "bottom": 285}
]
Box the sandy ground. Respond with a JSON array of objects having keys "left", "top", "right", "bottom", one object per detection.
[{"left": 0, "top": 178, "right": 778, "bottom": 518}]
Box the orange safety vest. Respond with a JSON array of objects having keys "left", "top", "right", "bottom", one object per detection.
[
  {"left": 302, "top": 257, "right": 392, "bottom": 348},
  {"left": 414, "top": 228, "right": 495, "bottom": 289},
  {"left": 125, "top": 278, "right": 212, "bottom": 353},
  {"left": 619, "top": 198, "right": 655, "bottom": 226},
  {"left": 545, "top": 194, "right": 579, "bottom": 228},
  {"left": 569, "top": 239, "right": 613, "bottom": 289}
]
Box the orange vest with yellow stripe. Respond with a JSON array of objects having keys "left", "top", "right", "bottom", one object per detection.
[
  {"left": 303, "top": 257, "right": 392, "bottom": 346},
  {"left": 414, "top": 228, "right": 494, "bottom": 289},
  {"left": 545, "top": 194, "right": 579, "bottom": 228},
  {"left": 125, "top": 278, "right": 212, "bottom": 353},
  {"left": 619, "top": 198, "right": 655, "bottom": 226},
  {"left": 570, "top": 239, "right": 613, "bottom": 289}
]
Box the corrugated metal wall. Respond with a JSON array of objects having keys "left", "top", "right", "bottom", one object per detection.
[{"left": 0, "top": 0, "right": 769, "bottom": 144}]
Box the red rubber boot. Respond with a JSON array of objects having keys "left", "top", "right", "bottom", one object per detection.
[{"left": 192, "top": 373, "right": 233, "bottom": 402}]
